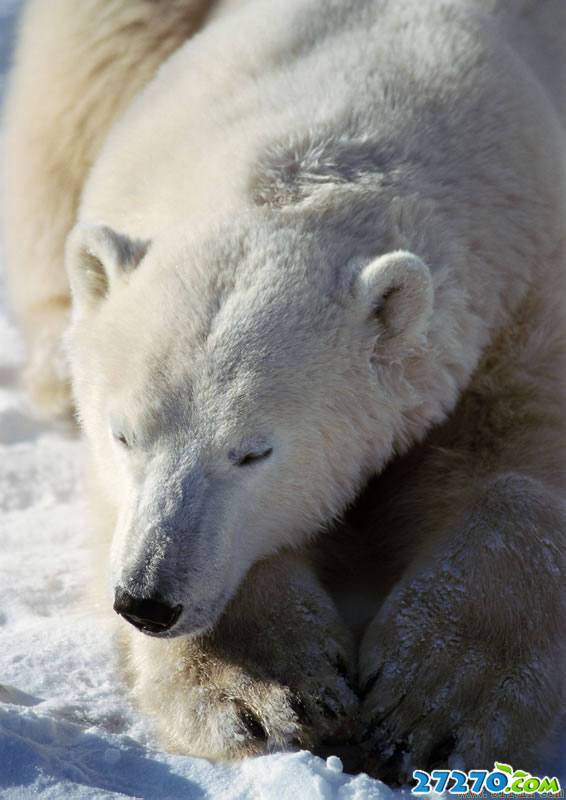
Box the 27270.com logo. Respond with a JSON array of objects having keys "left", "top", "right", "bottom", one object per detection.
[{"left": 412, "top": 762, "right": 563, "bottom": 795}]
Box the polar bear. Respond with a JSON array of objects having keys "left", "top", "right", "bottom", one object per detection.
[{"left": 4, "top": 0, "right": 565, "bottom": 783}]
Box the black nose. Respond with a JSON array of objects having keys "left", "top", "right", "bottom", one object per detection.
[{"left": 113, "top": 587, "right": 182, "bottom": 634}]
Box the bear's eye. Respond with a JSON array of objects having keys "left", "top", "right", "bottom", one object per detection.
[
  {"left": 113, "top": 430, "right": 130, "bottom": 448},
  {"left": 230, "top": 447, "right": 273, "bottom": 467}
]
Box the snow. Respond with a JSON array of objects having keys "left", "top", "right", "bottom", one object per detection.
[{"left": 0, "top": 1, "right": 563, "bottom": 797}]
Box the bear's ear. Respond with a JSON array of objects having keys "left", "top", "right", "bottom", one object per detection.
[
  {"left": 356, "top": 250, "right": 434, "bottom": 352},
  {"left": 66, "top": 223, "right": 149, "bottom": 315}
]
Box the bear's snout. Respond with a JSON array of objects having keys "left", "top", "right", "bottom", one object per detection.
[{"left": 113, "top": 587, "right": 182, "bottom": 635}]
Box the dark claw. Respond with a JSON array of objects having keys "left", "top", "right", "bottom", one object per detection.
[
  {"left": 333, "top": 656, "right": 356, "bottom": 693},
  {"left": 320, "top": 701, "right": 339, "bottom": 720},
  {"left": 360, "top": 722, "right": 377, "bottom": 743},
  {"left": 365, "top": 725, "right": 393, "bottom": 757},
  {"left": 334, "top": 656, "right": 348, "bottom": 678},
  {"left": 317, "top": 687, "right": 344, "bottom": 720},
  {"left": 334, "top": 655, "right": 349, "bottom": 679},
  {"left": 236, "top": 703, "right": 267, "bottom": 742},
  {"left": 360, "top": 692, "right": 408, "bottom": 747},
  {"left": 289, "top": 692, "right": 312, "bottom": 725},
  {"left": 426, "top": 733, "right": 457, "bottom": 771},
  {"left": 360, "top": 668, "right": 382, "bottom": 700},
  {"left": 371, "top": 692, "right": 407, "bottom": 727}
]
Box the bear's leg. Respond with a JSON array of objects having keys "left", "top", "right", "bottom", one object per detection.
[
  {"left": 2, "top": 0, "right": 213, "bottom": 420},
  {"left": 120, "top": 553, "right": 359, "bottom": 758},
  {"left": 358, "top": 467, "right": 565, "bottom": 780}
]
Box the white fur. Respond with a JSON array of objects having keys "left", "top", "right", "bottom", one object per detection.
[
  {"left": 65, "top": 0, "right": 565, "bottom": 629},
  {"left": 5, "top": 0, "right": 565, "bottom": 775}
]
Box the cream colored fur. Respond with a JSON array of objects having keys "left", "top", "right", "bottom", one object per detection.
[
  {"left": 2, "top": 0, "right": 214, "bottom": 418},
  {"left": 3, "top": 0, "right": 565, "bottom": 782}
]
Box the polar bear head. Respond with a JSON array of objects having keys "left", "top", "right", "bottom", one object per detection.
[{"left": 66, "top": 209, "right": 434, "bottom": 636}]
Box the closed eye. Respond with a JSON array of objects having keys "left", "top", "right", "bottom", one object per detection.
[
  {"left": 231, "top": 447, "right": 273, "bottom": 466},
  {"left": 110, "top": 416, "right": 134, "bottom": 449},
  {"left": 114, "top": 431, "right": 130, "bottom": 447}
]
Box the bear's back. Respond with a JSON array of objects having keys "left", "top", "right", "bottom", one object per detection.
[{"left": 79, "top": 0, "right": 566, "bottom": 305}]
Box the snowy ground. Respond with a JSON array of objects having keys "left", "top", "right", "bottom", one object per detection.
[{"left": 0, "top": 2, "right": 564, "bottom": 798}]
